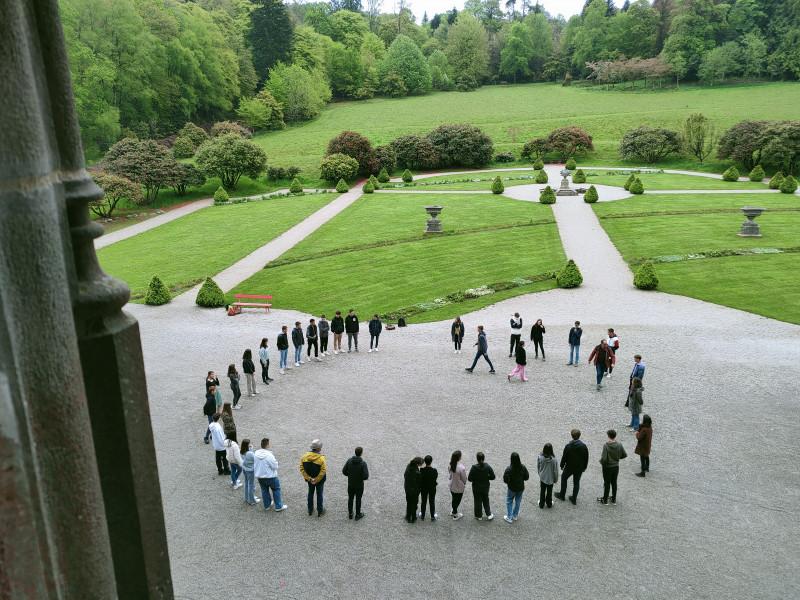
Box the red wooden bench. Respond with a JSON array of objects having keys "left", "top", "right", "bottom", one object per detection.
[{"left": 229, "top": 293, "right": 272, "bottom": 315}]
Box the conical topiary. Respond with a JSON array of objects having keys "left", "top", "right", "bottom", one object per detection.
[
  {"left": 535, "top": 169, "right": 548, "bottom": 184},
  {"left": 144, "top": 275, "right": 171, "bottom": 305},
  {"left": 491, "top": 176, "right": 504, "bottom": 194},
  {"left": 565, "top": 157, "right": 577, "bottom": 170},
  {"left": 556, "top": 259, "right": 583, "bottom": 288},
  {"left": 748, "top": 165, "right": 765, "bottom": 182},
  {"left": 722, "top": 166, "right": 740, "bottom": 182},
  {"left": 289, "top": 177, "right": 303, "bottom": 194},
  {"left": 584, "top": 185, "right": 599, "bottom": 203},
  {"left": 402, "top": 169, "right": 413, "bottom": 183},
  {"left": 780, "top": 174, "right": 798, "bottom": 194},
  {"left": 336, "top": 178, "right": 349, "bottom": 193},
  {"left": 634, "top": 262, "right": 659, "bottom": 290},
  {"left": 539, "top": 186, "right": 556, "bottom": 204},
  {"left": 624, "top": 173, "right": 635, "bottom": 190},
  {"left": 369, "top": 174, "right": 380, "bottom": 190},
  {"left": 769, "top": 171, "right": 784, "bottom": 189},
  {"left": 213, "top": 186, "right": 229, "bottom": 204},
  {"left": 362, "top": 180, "right": 375, "bottom": 193},
  {"left": 377, "top": 167, "right": 390, "bottom": 183},
  {"left": 573, "top": 168, "right": 586, "bottom": 183},
  {"left": 533, "top": 158, "right": 544, "bottom": 170},
  {"left": 629, "top": 177, "right": 644, "bottom": 194},
  {"left": 196, "top": 277, "right": 226, "bottom": 307}
]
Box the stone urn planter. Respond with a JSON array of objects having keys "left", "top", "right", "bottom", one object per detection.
[
  {"left": 424, "top": 205, "right": 443, "bottom": 233},
  {"left": 738, "top": 206, "right": 765, "bottom": 237},
  {"left": 556, "top": 168, "right": 578, "bottom": 196}
]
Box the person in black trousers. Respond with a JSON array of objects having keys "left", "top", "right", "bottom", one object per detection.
[
  {"left": 555, "top": 428, "right": 590, "bottom": 505},
  {"left": 465, "top": 325, "right": 495, "bottom": 374},
  {"left": 342, "top": 446, "right": 369, "bottom": 520},
  {"left": 419, "top": 455, "right": 438, "bottom": 521},
  {"left": 509, "top": 312, "right": 523, "bottom": 357},
  {"left": 345, "top": 309, "right": 359, "bottom": 352},
  {"left": 451, "top": 316, "right": 465, "bottom": 353},
  {"left": 530, "top": 318, "right": 546, "bottom": 361},
  {"left": 203, "top": 386, "right": 216, "bottom": 443},
  {"left": 227, "top": 364, "right": 241, "bottom": 409},
  {"left": 368, "top": 314, "right": 382, "bottom": 352},
  {"left": 306, "top": 319, "right": 320, "bottom": 361},
  {"left": 468, "top": 452, "right": 496, "bottom": 521},
  {"left": 404, "top": 457, "right": 423, "bottom": 523}
]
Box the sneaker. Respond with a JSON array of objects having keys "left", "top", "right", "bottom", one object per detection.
[
  {"left": 233, "top": 405, "right": 242, "bottom": 410},
  {"left": 608, "top": 373, "right": 612, "bottom": 379},
  {"left": 596, "top": 384, "right": 601, "bottom": 390},
  {"left": 355, "top": 348, "right": 359, "bottom": 352},
  {"left": 275, "top": 504, "right": 287, "bottom": 512},
  {"left": 508, "top": 354, "right": 512, "bottom": 358},
  {"left": 334, "top": 350, "right": 339, "bottom": 354},
  {"left": 454, "top": 350, "right": 458, "bottom": 354},
  {"left": 610, "top": 498, "right": 616, "bottom": 505},
  {"left": 486, "top": 514, "right": 494, "bottom": 521},
  {"left": 349, "top": 513, "right": 354, "bottom": 520},
  {"left": 512, "top": 516, "right": 519, "bottom": 521},
  {"left": 475, "top": 516, "right": 483, "bottom": 521},
  {"left": 635, "top": 472, "right": 646, "bottom": 478},
  {"left": 431, "top": 514, "right": 437, "bottom": 521},
  {"left": 566, "top": 362, "right": 573, "bottom": 366},
  {"left": 489, "top": 370, "right": 496, "bottom": 374},
  {"left": 294, "top": 362, "right": 299, "bottom": 366},
  {"left": 596, "top": 497, "right": 608, "bottom": 505},
  {"left": 374, "top": 348, "right": 379, "bottom": 352},
  {"left": 453, "top": 512, "right": 463, "bottom": 520},
  {"left": 318, "top": 509, "right": 326, "bottom": 517},
  {"left": 280, "top": 369, "right": 285, "bottom": 375},
  {"left": 233, "top": 482, "right": 243, "bottom": 490},
  {"left": 569, "top": 496, "right": 577, "bottom": 505},
  {"left": 355, "top": 512, "right": 365, "bottom": 521},
  {"left": 204, "top": 438, "right": 210, "bottom": 444},
  {"left": 503, "top": 515, "right": 513, "bottom": 524},
  {"left": 507, "top": 375, "right": 511, "bottom": 382},
  {"left": 465, "top": 368, "right": 473, "bottom": 373},
  {"left": 554, "top": 492, "right": 565, "bottom": 502},
  {"left": 574, "top": 363, "right": 578, "bottom": 367},
  {"left": 368, "top": 349, "right": 373, "bottom": 353},
  {"left": 267, "top": 502, "right": 274, "bottom": 510},
  {"left": 347, "top": 349, "right": 351, "bottom": 353},
  {"left": 254, "top": 497, "right": 260, "bottom": 502}
]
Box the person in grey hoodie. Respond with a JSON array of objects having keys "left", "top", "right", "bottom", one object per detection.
[
  {"left": 253, "top": 437, "right": 287, "bottom": 512},
  {"left": 240, "top": 439, "right": 259, "bottom": 506},
  {"left": 597, "top": 429, "right": 627, "bottom": 505},
  {"left": 537, "top": 443, "right": 559, "bottom": 508},
  {"left": 318, "top": 315, "right": 330, "bottom": 356}
]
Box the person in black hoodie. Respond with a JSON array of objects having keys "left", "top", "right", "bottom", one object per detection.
[
  {"left": 554, "top": 428, "right": 590, "bottom": 505},
  {"left": 277, "top": 325, "right": 289, "bottom": 374},
  {"left": 242, "top": 350, "right": 258, "bottom": 397},
  {"left": 331, "top": 311, "right": 345, "bottom": 354},
  {"left": 292, "top": 321, "right": 305, "bottom": 366},
  {"left": 530, "top": 318, "right": 546, "bottom": 361},
  {"left": 419, "top": 455, "right": 438, "bottom": 521},
  {"left": 451, "top": 316, "right": 465, "bottom": 353},
  {"left": 345, "top": 309, "right": 359, "bottom": 352},
  {"left": 468, "top": 452, "right": 496, "bottom": 521},
  {"left": 368, "top": 314, "right": 382, "bottom": 352},
  {"left": 404, "top": 457, "right": 423, "bottom": 523},
  {"left": 202, "top": 386, "right": 217, "bottom": 444},
  {"left": 342, "top": 446, "right": 369, "bottom": 520},
  {"left": 306, "top": 318, "right": 320, "bottom": 361},
  {"left": 503, "top": 452, "right": 530, "bottom": 523}
]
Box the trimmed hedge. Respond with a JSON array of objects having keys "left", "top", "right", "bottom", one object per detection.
[
  {"left": 289, "top": 178, "right": 303, "bottom": 194},
  {"left": 629, "top": 178, "right": 644, "bottom": 195},
  {"left": 769, "top": 171, "right": 784, "bottom": 189},
  {"left": 402, "top": 169, "right": 413, "bottom": 183},
  {"left": 144, "top": 275, "right": 171, "bottom": 305},
  {"left": 533, "top": 158, "right": 545, "bottom": 170},
  {"left": 584, "top": 185, "right": 598, "bottom": 203},
  {"left": 748, "top": 165, "right": 765, "bottom": 182},
  {"left": 565, "top": 157, "right": 577, "bottom": 170},
  {"left": 556, "top": 259, "right": 582, "bottom": 288},
  {"left": 780, "top": 175, "right": 798, "bottom": 194},
  {"left": 572, "top": 168, "right": 586, "bottom": 183},
  {"left": 377, "top": 167, "right": 390, "bottom": 183},
  {"left": 624, "top": 173, "right": 635, "bottom": 190},
  {"left": 196, "top": 277, "right": 225, "bottom": 307},
  {"left": 539, "top": 186, "right": 556, "bottom": 204},
  {"left": 426, "top": 124, "right": 494, "bottom": 168},
  {"left": 213, "top": 186, "right": 229, "bottom": 204},
  {"left": 722, "top": 166, "right": 740, "bottom": 182},
  {"left": 336, "top": 178, "right": 349, "bottom": 193},
  {"left": 369, "top": 174, "right": 380, "bottom": 190},
  {"left": 633, "top": 262, "right": 659, "bottom": 290},
  {"left": 362, "top": 180, "right": 375, "bottom": 194},
  {"left": 491, "top": 176, "right": 504, "bottom": 194},
  {"left": 535, "top": 169, "right": 548, "bottom": 184}
]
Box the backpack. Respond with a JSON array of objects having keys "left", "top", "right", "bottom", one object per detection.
[{"left": 398, "top": 317, "right": 407, "bottom": 327}]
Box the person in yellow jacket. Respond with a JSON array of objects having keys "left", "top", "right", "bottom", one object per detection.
[{"left": 300, "top": 439, "right": 328, "bottom": 516}]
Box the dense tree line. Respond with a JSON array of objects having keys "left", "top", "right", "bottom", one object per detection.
[{"left": 61, "top": 0, "right": 800, "bottom": 156}]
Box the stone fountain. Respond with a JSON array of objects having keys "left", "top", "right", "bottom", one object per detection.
[
  {"left": 738, "top": 206, "right": 766, "bottom": 237},
  {"left": 556, "top": 167, "right": 578, "bottom": 196},
  {"left": 424, "top": 205, "right": 443, "bottom": 233}
]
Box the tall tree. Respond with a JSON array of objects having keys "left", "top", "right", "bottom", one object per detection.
[
  {"left": 500, "top": 22, "right": 533, "bottom": 81},
  {"left": 446, "top": 13, "right": 489, "bottom": 88},
  {"left": 250, "top": 0, "right": 294, "bottom": 82},
  {"left": 652, "top": 0, "right": 674, "bottom": 53}
]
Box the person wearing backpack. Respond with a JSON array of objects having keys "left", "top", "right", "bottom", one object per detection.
[{"left": 503, "top": 452, "right": 529, "bottom": 523}]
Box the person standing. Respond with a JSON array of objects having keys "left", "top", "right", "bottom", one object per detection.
[
  {"left": 203, "top": 386, "right": 216, "bottom": 444},
  {"left": 220, "top": 402, "right": 236, "bottom": 443},
  {"left": 277, "top": 326, "right": 289, "bottom": 374},
  {"left": 630, "top": 354, "right": 645, "bottom": 385},
  {"left": 331, "top": 311, "right": 345, "bottom": 354},
  {"left": 227, "top": 364, "right": 242, "bottom": 409},
  {"left": 419, "top": 455, "right": 438, "bottom": 521},
  {"left": 468, "top": 452, "right": 496, "bottom": 521},
  {"left": 206, "top": 371, "right": 223, "bottom": 412},
  {"left": 292, "top": 321, "right": 305, "bottom": 366},
  {"left": 567, "top": 321, "right": 582, "bottom": 366},
  {"left": 242, "top": 350, "right": 258, "bottom": 396},
  {"left": 368, "top": 314, "right": 382, "bottom": 352},
  {"left": 555, "top": 429, "right": 589, "bottom": 505},
  {"left": 597, "top": 429, "right": 627, "bottom": 505},
  {"left": 509, "top": 312, "right": 523, "bottom": 357},
  {"left": 253, "top": 438, "right": 288, "bottom": 512},
  {"left": 208, "top": 414, "right": 229, "bottom": 475},
  {"left": 606, "top": 328, "right": 620, "bottom": 377},
  {"left": 345, "top": 309, "right": 360, "bottom": 352},
  {"left": 531, "top": 319, "right": 546, "bottom": 361},
  {"left": 634, "top": 414, "right": 652, "bottom": 477},
  {"left": 258, "top": 338, "right": 273, "bottom": 384},
  {"left": 342, "top": 446, "right": 369, "bottom": 520},
  {"left": 588, "top": 339, "right": 613, "bottom": 390},
  {"left": 300, "top": 439, "right": 327, "bottom": 517},
  {"left": 318, "top": 314, "right": 330, "bottom": 356},
  {"left": 508, "top": 339, "right": 528, "bottom": 382},
  {"left": 465, "top": 325, "right": 495, "bottom": 374},
  {"left": 537, "top": 443, "right": 559, "bottom": 509},
  {"left": 448, "top": 450, "right": 467, "bottom": 520},
  {"left": 627, "top": 377, "right": 644, "bottom": 430},
  {"left": 451, "top": 317, "right": 465, "bottom": 353},
  {"left": 403, "top": 457, "right": 423, "bottom": 523},
  {"left": 503, "top": 452, "right": 529, "bottom": 523},
  {"left": 240, "top": 439, "right": 259, "bottom": 506},
  {"left": 225, "top": 437, "right": 243, "bottom": 490},
  {"left": 306, "top": 319, "right": 320, "bottom": 361}
]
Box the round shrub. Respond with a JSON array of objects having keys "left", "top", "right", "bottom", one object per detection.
[
  {"left": 196, "top": 277, "right": 225, "bottom": 308},
  {"left": 572, "top": 168, "right": 586, "bottom": 183},
  {"left": 210, "top": 121, "right": 251, "bottom": 138},
  {"left": 178, "top": 122, "right": 208, "bottom": 148},
  {"left": 539, "top": 186, "right": 556, "bottom": 204},
  {"left": 748, "top": 165, "right": 765, "bottom": 182},
  {"left": 565, "top": 157, "right": 577, "bottom": 170},
  {"left": 535, "top": 169, "right": 548, "bottom": 184},
  {"left": 369, "top": 174, "right": 380, "bottom": 190},
  {"left": 769, "top": 171, "right": 784, "bottom": 189},
  {"left": 320, "top": 153, "right": 359, "bottom": 182},
  {"left": 619, "top": 126, "right": 681, "bottom": 163},
  {"left": 362, "top": 180, "right": 375, "bottom": 194},
  {"left": 634, "top": 262, "right": 659, "bottom": 290},
  {"left": 522, "top": 138, "right": 548, "bottom": 161},
  {"left": 213, "top": 186, "right": 229, "bottom": 204},
  {"left": 327, "top": 131, "right": 375, "bottom": 175},
  {"left": 391, "top": 135, "right": 439, "bottom": 170},
  {"left": 495, "top": 152, "right": 515, "bottom": 163},
  {"left": 491, "top": 176, "right": 504, "bottom": 194},
  {"left": 533, "top": 158, "right": 545, "bottom": 170},
  {"left": 722, "top": 166, "right": 740, "bottom": 182},
  {"left": 780, "top": 175, "right": 798, "bottom": 194},
  {"left": 426, "top": 124, "right": 494, "bottom": 168},
  {"left": 624, "top": 173, "right": 636, "bottom": 190},
  {"left": 290, "top": 178, "right": 303, "bottom": 194},
  {"left": 546, "top": 126, "right": 593, "bottom": 161},
  {"left": 629, "top": 178, "right": 644, "bottom": 195},
  {"left": 335, "top": 178, "right": 349, "bottom": 193},
  {"left": 556, "top": 259, "right": 583, "bottom": 288},
  {"left": 172, "top": 135, "right": 196, "bottom": 158},
  {"left": 402, "top": 169, "right": 413, "bottom": 183},
  {"left": 144, "top": 275, "right": 171, "bottom": 305},
  {"left": 373, "top": 145, "right": 397, "bottom": 175},
  {"left": 584, "top": 185, "right": 598, "bottom": 203},
  {"left": 377, "top": 167, "right": 390, "bottom": 183}
]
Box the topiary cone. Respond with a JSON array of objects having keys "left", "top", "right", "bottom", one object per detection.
[
  {"left": 768, "top": 171, "right": 784, "bottom": 190},
  {"left": 289, "top": 177, "right": 303, "bottom": 194},
  {"left": 634, "top": 262, "right": 659, "bottom": 290},
  {"left": 624, "top": 173, "right": 635, "bottom": 190},
  {"left": 539, "top": 185, "right": 556, "bottom": 204},
  {"left": 196, "top": 277, "right": 226, "bottom": 308},
  {"left": 533, "top": 158, "right": 544, "bottom": 170},
  {"left": 556, "top": 259, "right": 583, "bottom": 288},
  {"left": 572, "top": 168, "right": 586, "bottom": 183},
  {"left": 535, "top": 169, "right": 548, "bottom": 184},
  {"left": 144, "top": 275, "right": 171, "bottom": 305},
  {"left": 402, "top": 169, "right": 413, "bottom": 183},
  {"left": 584, "top": 185, "right": 598, "bottom": 203},
  {"left": 565, "top": 157, "right": 577, "bottom": 170},
  {"left": 369, "top": 174, "right": 380, "bottom": 190},
  {"left": 722, "top": 166, "right": 740, "bottom": 182},
  {"left": 336, "top": 178, "right": 349, "bottom": 193},
  {"left": 362, "top": 180, "right": 375, "bottom": 194},
  {"left": 213, "top": 186, "right": 229, "bottom": 204},
  {"left": 748, "top": 165, "right": 765, "bottom": 182},
  {"left": 779, "top": 175, "right": 798, "bottom": 194},
  {"left": 491, "top": 176, "right": 504, "bottom": 194},
  {"left": 629, "top": 177, "right": 644, "bottom": 194},
  {"left": 377, "top": 167, "right": 390, "bottom": 183}
]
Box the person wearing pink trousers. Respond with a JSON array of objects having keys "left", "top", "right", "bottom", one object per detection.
[{"left": 508, "top": 340, "right": 528, "bottom": 382}]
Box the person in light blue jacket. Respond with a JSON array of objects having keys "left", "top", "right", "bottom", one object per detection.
[{"left": 240, "top": 439, "right": 259, "bottom": 506}]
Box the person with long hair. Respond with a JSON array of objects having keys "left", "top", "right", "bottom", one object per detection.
[
  {"left": 503, "top": 452, "right": 530, "bottom": 523},
  {"left": 225, "top": 435, "right": 243, "bottom": 490},
  {"left": 206, "top": 371, "right": 223, "bottom": 412},
  {"left": 240, "top": 439, "right": 259, "bottom": 506},
  {"left": 242, "top": 349, "right": 258, "bottom": 396},
  {"left": 627, "top": 377, "right": 644, "bottom": 430},
  {"left": 403, "top": 457, "right": 423, "bottom": 523},
  {"left": 537, "top": 443, "right": 559, "bottom": 509},
  {"left": 634, "top": 414, "right": 652, "bottom": 478},
  {"left": 507, "top": 339, "right": 528, "bottom": 382},
  {"left": 530, "top": 318, "right": 546, "bottom": 361},
  {"left": 451, "top": 316, "right": 465, "bottom": 353},
  {"left": 227, "top": 364, "right": 241, "bottom": 409},
  {"left": 258, "top": 338, "right": 273, "bottom": 384},
  {"left": 448, "top": 450, "right": 467, "bottom": 520},
  {"left": 220, "top": 402, "right": 236, "bottom": 443}
]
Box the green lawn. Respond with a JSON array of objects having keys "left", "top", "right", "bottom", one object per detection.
[
  {"left": 583, "top": 170, "right": 768, "bottom": 190},
  {"left": 98, "top": 194, "right": 337, "bottom": 300},
  {"left": 593, "top": 193, "right": 798, "bottom": 218}
]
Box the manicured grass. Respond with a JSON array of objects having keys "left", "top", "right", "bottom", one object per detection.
[
  {"left": 98, "top": 194, "right": 337, "bottom": 300},
  {"left": 252, "top": 82, "right": 800, "bottom": 178},
  {"left": 593, "top": 193, "right": 798, "bottom": 218},
  {"left": 583, "top": 170, "right": 768, "bottom": 190},
  {"left": 389, "top": 170, "right": 540, "bottom": 191}
]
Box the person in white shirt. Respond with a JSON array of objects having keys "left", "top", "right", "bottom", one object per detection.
[
  {"left": 258, "top": 338, "right": 273, "bottom": 385},
  {"left": 606, "top": 328, "right": 620, "bottom": 378},
  {"left": 253, "top": 438, "right": 287, "bottom": 512},
  {"left": 509, "top": 313, "right": 523, "bottom": 357},
  {"left": 208, "top": 414, "right": 229, "bottom": 475},
  {"left": 225, "top": 438, "right": 243, "bottom": 489}
]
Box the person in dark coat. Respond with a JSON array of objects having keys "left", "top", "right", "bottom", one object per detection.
[
  {"left": 555, "top": 429, "right": 589, "bottom": 505},
  {"left": 627, "top": 377, "right": 644, "bottom": 430},
  {"left": 507, "top": 339, "right": 528, "bottom": 382},
  {"left": 597, "top": 429, "right": 627, "bottom": 505},
  {"left": 342, "top": 446, "right": 369, "bottom": 519},
  {"left": 419, "top": 455, "right": 438, "bottom": 521},
  {"left": 588, "top": 339, "right": 613, "bottom": 390},
  {"left": 404, "top": 457, "right": 423, "bottom": 523},
  {"left": 291, "top": 321, "right": 305, "bottom": 366},
  {"left": 368, "top": 314, "right": 382, "bottom": 352},
  {"left": 503, "top": 452, "right": 530, "bottom": 523},
  {"left": 242, "top": 350, "right": 258, "bottom": 396},
  {"left": 451, "top": 316, "right": 465, "bottom": 353},
  {"left": 227, "top": 363, "right": 241, "bottom": 409},
  {"left": 306, "top": 319, "right": 320, "bottom": 361},
  {"left": 530, "top": 318, "right": 546, "bottom": 360},
  {"left": 634, "top": 414, "right": 652, "bottom": 477},
  {"left": 567, "top": 321, "right": 582, "bottom": 366},
  {"left": 318, "top": 314, "right": 330, "bottom": 356},
  {"left": 468, "top": 452, "right": 496, "bottom": 521},
  {"left": 345, "top": 309, "right": 360, "bottom": 352},
  {"left": 465, "top": 325, "right": 495, "bottom": 374},
  {"left": 331, "top": 311, "right": 345, "bottom": 354},
  {"left": 277, "top": 325, "right": 289, "bottom": 374},
  {"left": 202, "top": 387, "right": 217, "bottom": 444}
]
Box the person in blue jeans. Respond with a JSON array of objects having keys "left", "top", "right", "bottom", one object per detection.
[
  {"left": 277, "top": 325, "right": 289, "bottom": 374},
  {"left": 567, "top": 321, "right": 582, "bottom": 366},
  {"left": 291, "top": 321, "right": 305, "bottom": 366},
  {"left": 465, "top": 325, "right": 495, "bottom": 374},
  {"left": 503, "top": 452, "right": 529, "bottom": 523},
  {"left": 588, "top": 339, "right": 613, "bottom": 390},
  {"left": 300, "top": 439, "right": 327, "bottom": 516},
  {"left": 240, "top": 439, "right": 259, "bottom": 506},
  {"left": 253, "top": 438, "right": 287, "bottom": 513}
]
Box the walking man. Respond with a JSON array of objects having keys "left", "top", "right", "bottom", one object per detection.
[
  {"left": 318, "top": 314, "right": 330, "bottom": 356},
  {"left": 253, "top": 438, "right": 288, "bottom": 512},
  {"left": 277, "top": 325, "right": 289, "bottom": 374},
  {"left": 342, "top": 446, "right": 369, "bottom": 520},
  {"left": 292, "top": 321, "right": 305, "bottom": 366},
  {"left": 466, "top": 325, "right": 496, "bottom": 374},
  {"left": 597, "top": 429, "right": 627, "bottom": 505},
  {"left": 368, "top": 314, "right": 382, "bottom": 352},
  {"left": 300, "top": 439, "right": 327, "bottom": 516},
  {"left": 306, "top": 318, "right": 320, "bottom": 361},
  {"left": 509, "top": 312, "right": 523, "bottom": 357},
  {"left": 331, "top": 310, "right": 345, "bottom": 354},
  {"left": 554, "top": 429, "right": 589, "bottom": 505},
  {"left": 208, "top": 414, "right": 229, "bottom": 475},
  {"left": 468, "top": 452, "right": 496, "bottom": 521},
  {"left": 588, "top": 339, "right": 613, "bottom": 390},
  {"left": 345, "top": 309, "right": 359, "bottom": 352},
  {"left": 567, "top": 320, "right": 582, "bottom": 366}
]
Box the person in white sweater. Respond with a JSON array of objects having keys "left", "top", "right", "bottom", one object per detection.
[
  {"left": 208, "top": 414, "right": 229, "bottom": 475},
  {"left": 253, "top": 438, "right": 287, "bottom": 513},
  {"left": 225, "top": 438, "right": 243, "bottom": 490}
]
